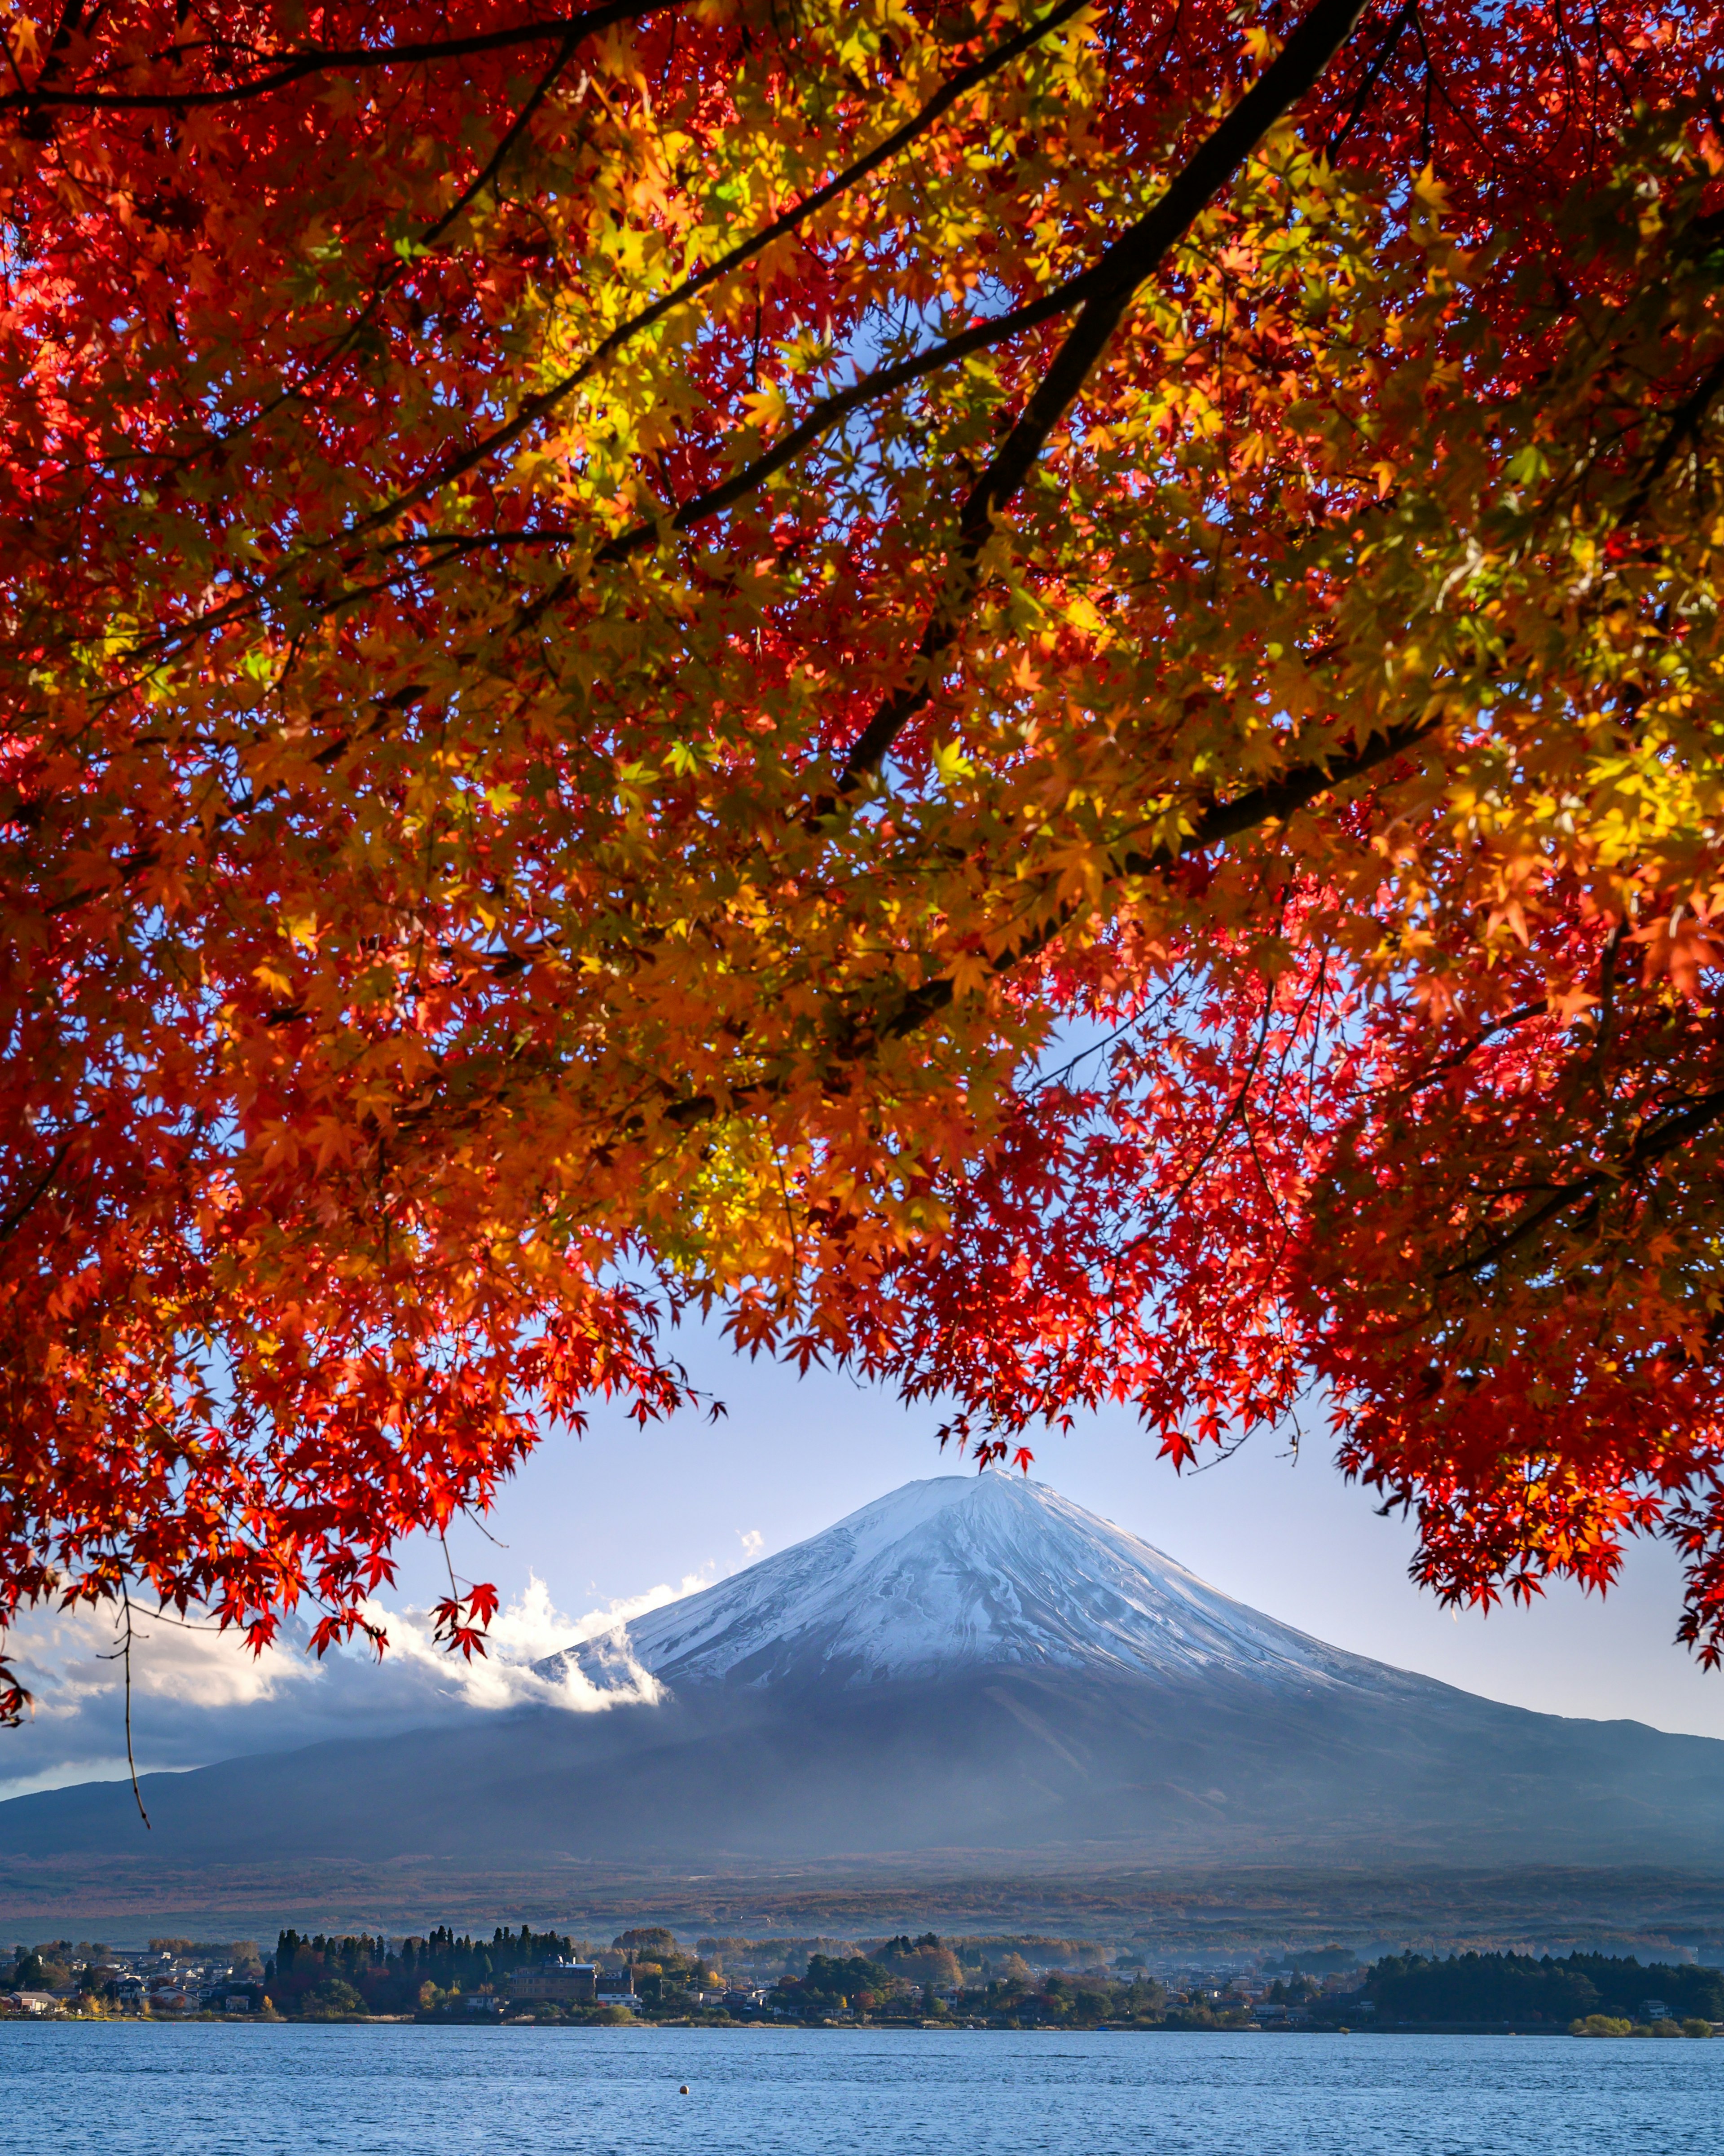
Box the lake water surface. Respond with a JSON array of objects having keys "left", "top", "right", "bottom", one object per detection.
[{"left": 4, "top": 2021, "right": 1718, "bottom": 2154}]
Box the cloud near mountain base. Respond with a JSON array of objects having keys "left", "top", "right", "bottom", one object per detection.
[{"left": 0, "top": 1570, "right": 708, "bottom": 1799}]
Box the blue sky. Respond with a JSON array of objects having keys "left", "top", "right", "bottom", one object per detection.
[{"left": 5, "top": 1316, "right": 1723, "bottom": 1801}]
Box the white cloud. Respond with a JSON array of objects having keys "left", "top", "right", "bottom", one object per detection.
[
  {"left": 349, "top": 1572, "right": 669, "bottom": 1715},
  {"left": 0, "top": 1564, "right": 730, "bottom": 1799},
  {"left": 0, "top": 1597, "right": 316, "bottom": 1792},
  {"left": 0, "top": 1515, "right": 778, "bottom": 1800}
]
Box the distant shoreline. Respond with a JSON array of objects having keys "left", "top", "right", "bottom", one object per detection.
[{"left": 0, "top": 2016, "right": 1618, "bottom": 2037}]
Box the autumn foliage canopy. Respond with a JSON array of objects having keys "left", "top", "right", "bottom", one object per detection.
[{"left": 5, "top": 0, "right": 1724, "bottom": 1711}]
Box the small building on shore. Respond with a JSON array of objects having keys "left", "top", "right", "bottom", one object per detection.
[{"left": 508, "top": 1960, "right": 599, "bottom": 2006}]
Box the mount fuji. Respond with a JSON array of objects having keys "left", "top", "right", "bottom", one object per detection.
[
  {"left": 7, "top": 1473, "right": 1724, "bottom": 1892},
  {"left": 542, "top": 1472, "right": 1433, "bottom": 1700}
]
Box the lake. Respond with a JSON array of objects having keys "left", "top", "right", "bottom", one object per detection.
[{"left": 4, "top": 2022, "right": 1719, "bottom": 2153}]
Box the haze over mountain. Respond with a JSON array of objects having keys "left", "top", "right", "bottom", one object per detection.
[{"left": 5, "top": 1473, "right": 1724, "bottom": 1899}]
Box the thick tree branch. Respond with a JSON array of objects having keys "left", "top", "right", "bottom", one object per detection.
[
  {"left": 352, "top": 0, "right": 1095, "bottom": 547},
  {"left": 138, "top": 0, "right": 1345, "bottom": 647},
  {"left": 835, "top": 0, "right": 1372, "bottom": 790}
]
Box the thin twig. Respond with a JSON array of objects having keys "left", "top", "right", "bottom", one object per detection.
[{"left": 114, "top": 1584, "right": 150, "bottom": 1829}]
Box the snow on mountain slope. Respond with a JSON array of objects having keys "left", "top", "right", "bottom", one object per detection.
[{"left": 536, "top": 1471, "right": 1439, "bottom": 1700}]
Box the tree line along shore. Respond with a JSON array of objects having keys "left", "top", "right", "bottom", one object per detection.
[{"left": 5, "top": 1931, "right": 1722, "bottom": 2035}]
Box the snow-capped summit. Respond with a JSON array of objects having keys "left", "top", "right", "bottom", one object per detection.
[{"left": 537, "top": 1471, "right": 1426, "bottom": 1700}]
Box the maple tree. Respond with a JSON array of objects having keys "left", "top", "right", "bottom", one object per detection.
[{"left": 4, "top": 0, "right": 1724, "bottom": 1731}]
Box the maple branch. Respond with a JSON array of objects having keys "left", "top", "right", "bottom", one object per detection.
[
  {"left": 596, "top": 714, "right": 1439, "bottom": 1146},
  {"left": 835, "top": 0, "right": 1372, "bottom": 789},
  {"left": 215, "top": 19, "right": 593, "bottom": 449},
  {"left": 1616, "top": 347, "right": 1724, "bottom": 527},
  {"left": 1324, "top": 0, "right": 1417, "bottom": 160},
  {"left": 869, "top": 712, "right": 1438, "bottom": 1043},
  {"left": 2, "top": 7, "right": 673, "bottom": 113},
  {"left": 336, "top": 0, "right": 1095, "bottom": 551},
  {"left": 643, "top": 715, "right": 1440, "bottom": 1139},
  {"left": 420, "top": 27, "right": 585, "bottom": 252},
  {"left": 0, "top": 1141, "right": 70, "bottom": 1241},
  {"left": 1391, "top": 1002, "right": 1545, "bottom": 1097},
  {"left": 1442, "top": 1084, "right": 1724, "bottom": 1283},
  {"left": 102, "top": 0, "right": 1097, "bottom": 663},
  {"left": 1142, "top": 712, "right": 1436, "bottom": 859},
  {"left": 1135, "top": 924, "right": 1304, "bottom": 1235},
  {"left": 526, "top": 0, "right": 1372, "bottom": 592}
]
